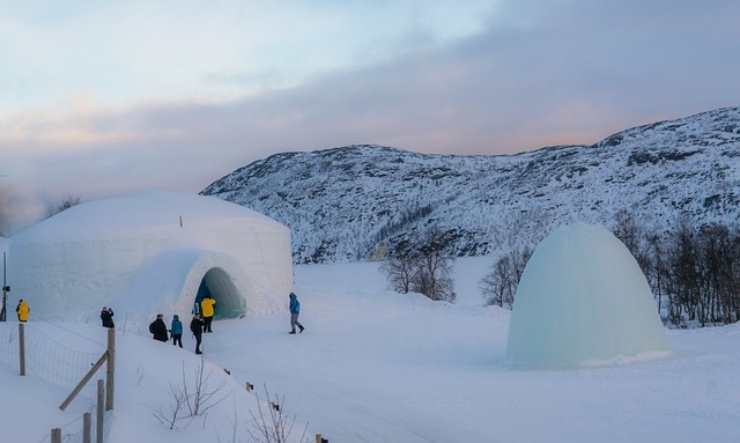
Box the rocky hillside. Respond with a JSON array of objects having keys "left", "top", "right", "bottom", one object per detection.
[{"left": 202, "top": 107, "right": 739, "bottom": 263}]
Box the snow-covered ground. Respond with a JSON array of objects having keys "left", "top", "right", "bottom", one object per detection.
[
  {"left": 0, "top": 321, "right": 274, "bottom": 443},
  {"left": 2, "top": 258, "right": 740, "bottom": 442}
]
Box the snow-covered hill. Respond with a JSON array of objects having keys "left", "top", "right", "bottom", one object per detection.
[{"left": 202, "top": 107, "right": 740, "bottom": 263}]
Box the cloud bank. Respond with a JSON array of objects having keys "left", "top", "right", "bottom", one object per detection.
[{"left": 2, "top": 0, "right": 740, "bottom": 210}]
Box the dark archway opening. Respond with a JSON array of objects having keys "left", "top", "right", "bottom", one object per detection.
[{"left": 194, "top": 267, "right": 244, "bottom": 319}]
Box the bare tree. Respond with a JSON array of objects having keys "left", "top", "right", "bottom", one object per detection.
[
  {"left": 153, "top": 383, "right": 189, "bottom": 430},
  {"left": 480, "top": 246, "right": 532, "bottom": 308},
  {"left": 153, "top": 357, "right": 228, "bottom": 430},
  {"left": 247, "top": 386, "right": 308, "bottom": 443},
  {"left": 612, "top": 209, "right": 640, "bottom": 253},
  {"left": 381, "top": 228, "right": 456, "bottom": 302},
  {"left": 411, "top": 228, "right": 456, "bottom": 302},
  {"left": 480, "top": 256, "right": 513, "bottom": 308},
  {"left": 381, "top": 249, "right": 419, "bottom": 294},
  {"left": 182, "top": 357, "right": 227, "bottom": 417}
]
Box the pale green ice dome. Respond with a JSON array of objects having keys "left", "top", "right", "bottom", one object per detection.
[{"left": 507, "top": 223, "right": 670, "bottom": 369}]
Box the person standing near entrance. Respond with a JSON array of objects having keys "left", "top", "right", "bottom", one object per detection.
[
  {"left": 200, "top": 295, "right": 216, "bottom": 333},
  {"left": 289, "top": 292, "right": 304, "bottom": 334},
  {"left": 190, "top": 314, "right": 204, "bottom": 354},
  {"left": 170, "top": 314, "right": 183, "bottom": 348},
  {"left": 16, "top": 299, "right": 29, "bottom": 323},
  {"left": 149, "top": 314, "right": 168, "bottom": 342}
]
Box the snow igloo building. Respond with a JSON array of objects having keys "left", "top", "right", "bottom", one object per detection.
[
  {"left": 507, "top": 223, "right": 669, "bottom": 368},
  {"left": 8, "top": 192, "right": 293, "bottom": 321}
]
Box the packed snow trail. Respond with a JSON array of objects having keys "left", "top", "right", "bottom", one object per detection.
[{"left": 202, "top": 261, "right": 740, "bottom": 442}]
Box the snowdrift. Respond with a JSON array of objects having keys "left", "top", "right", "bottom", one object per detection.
[
  {"left": 8, "top": 191, "right": 293, "bottom": 320},
  {"left": 507, "top": 223, "right": 669, "bottom": 368}
]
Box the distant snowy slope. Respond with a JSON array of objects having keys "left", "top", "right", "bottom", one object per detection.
[{"left": 202, "top": 107, "right": 740, "bottom": 263}]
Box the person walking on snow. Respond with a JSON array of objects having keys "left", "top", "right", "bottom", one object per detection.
[
  {"left": 200, "top": 295, "right": 216, "bottom": 333},
  {"left": 100, "top": 306, "right": 114, "bottom": 328},
  {"left": 190, "top": 314, "right": 204, "bottom": 355},
  {"left": 149, "top": 314, "right": 168, "bottom": 342},
  {"left": 289, "top": 292, "right": 304, "bottom": 334},
  {"left": 16, "top": 299, "right": 29, "bottom": 323},
  {"left": 170, "top": 315, "right": 183, "bottom": 348}
]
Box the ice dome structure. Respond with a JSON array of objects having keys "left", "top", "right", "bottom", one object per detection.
[
  {"left": 507, "top": 223, "right": 669, "bottom": 368},
  {"left": 8, "top": 191, "right": 293, "bottom": 320}
]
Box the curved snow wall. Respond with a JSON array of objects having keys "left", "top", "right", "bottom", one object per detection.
[{"left": 507, "top": 223, "right": 669, "bottom": 368}]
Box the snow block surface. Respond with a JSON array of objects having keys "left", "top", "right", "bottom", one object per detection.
[
  {"left": 8, "top": 191, "right": 293, "bottom": 320},
  {"left": 507, "top": 223, "right": 669, "bottom": 368}
]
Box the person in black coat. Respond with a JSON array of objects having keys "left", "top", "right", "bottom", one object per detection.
[
  {"left": 190, "top": 314, "right": 204, "bottom": 355},
  {"left": 100, "top": 307, "right": 114, "bottom": 328},
  {"left": 149, "top": 314, "right": 168, "bottom": 342}
]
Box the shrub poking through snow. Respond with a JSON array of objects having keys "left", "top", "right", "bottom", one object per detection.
[
  {"left": 246, "top": 386, "right": 308, "bottom": 443},
  {"left": 153, "top": 357, "right": 228, "bottom": 430}
]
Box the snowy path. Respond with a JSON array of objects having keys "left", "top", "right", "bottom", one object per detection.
[
  {"left": 2, "top": 259, "right": 739, "bottom": 442},
  {"left": 203, "top": 261, "right": 740, "bottom": 443}
]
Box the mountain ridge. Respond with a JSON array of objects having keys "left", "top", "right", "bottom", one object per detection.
[{"left": 202, "top": 107, "right": 739, "bottom": 263}]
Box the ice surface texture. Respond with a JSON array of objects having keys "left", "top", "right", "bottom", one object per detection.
[{"left": 507, "top": 223, "right": 669, "bottom": 368}]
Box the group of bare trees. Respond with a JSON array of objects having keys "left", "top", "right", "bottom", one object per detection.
[
  {"left": 479, "top": 247, "right": 532, "bottom": 309},
  {"left": 613, "top": 212, "right": 740, "bottom": 327},
  {"left": 382, "top": 228, "right": 456, "bottom": 302},
  {"left": 480, "top": 211, "right": 740, "bottom": 328}
]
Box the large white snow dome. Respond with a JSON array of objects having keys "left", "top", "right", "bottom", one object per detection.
[
  {"left": 8, "top": 191, "right": 293, "bottom": 320},
  {"left": 507, "top": 223, "right": 669, "bottom": 368}
]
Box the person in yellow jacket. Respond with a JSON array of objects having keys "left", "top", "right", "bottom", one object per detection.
[
  {"left": 200, "top": 295, "right": 216, "bottom": 333},
  {"left": 16, "top": 299, "right": 30, "bottom": 323}
]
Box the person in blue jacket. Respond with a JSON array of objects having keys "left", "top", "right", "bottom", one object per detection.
[
  {"left": 170, "top": 314, "right": 183, "bottom": 348},
  {"left": 289, "top": 292, "right": 305, "bottom": 334}
]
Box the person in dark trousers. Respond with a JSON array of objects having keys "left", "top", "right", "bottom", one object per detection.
[
  {"left": 100, "top": 306, "right": 114, "bottom": 328},
  {"left": 149, "top": 314, "right": 168, "bottom": 342},
  {"left": 170, "top": 314, "right": 183, "bottom": 348},
  {"left": 200, "top": 295, "right": 216, "bottom": 333},
  {"left": 289, "top": 292, "right": 304, "bottom": 334},
  {"left": 190, "top": 314, "right": 204, "bottom": 354}
]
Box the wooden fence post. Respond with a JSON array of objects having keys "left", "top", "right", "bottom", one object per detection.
[
  {"left": 106, "top": 327, "right": 115, "bottom": 411},
  {"left": 51, "top": 428, "right": 62, "bottom": 443},
  {"left": 18, "top": 322, "right": 26, "bottom": 376},
  {"left": 97, "top": 379, "right": 105, "bottom": 443},
  {"left": 59, "top": 351, "right": 108, "bottom": 411},
  {"left": 83, "top": 412, "right": 92, "bottom": 443}
]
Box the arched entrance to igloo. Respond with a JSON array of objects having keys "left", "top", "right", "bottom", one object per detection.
[{"left": 195, "top": 267, "right": 245, "bottom": 319}]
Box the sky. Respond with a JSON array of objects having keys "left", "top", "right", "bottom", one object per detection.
[{"left": 1, "top": 0, "right": 740, "bottom": 225}]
